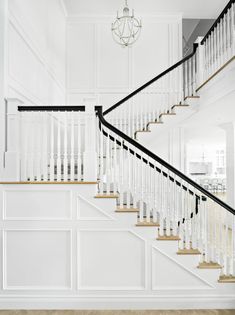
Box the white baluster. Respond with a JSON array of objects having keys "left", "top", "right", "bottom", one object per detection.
[
  {"left": 139, "top": 156, "right": 144, "bottom": 222},
  {"left": 204, "top": 198, "right": 210, "bottom": 263},
  {"left": 185, "top": 189, "right": 191, "bottom": 250},
  {"left": 77, "top": 111, "right": 82, "bottom": 181},
  {"left": 49, "top": 113, "right": 55, "bottom": 181},
  {"left": 219, "top": 20, "right": 223, "bottom": 68},
  {"left": 20, "top": 112, "right": 27, "bottom": 181},
  {"left": 165, "top": 173, "right": 171, "bottom": 236},
  {"left": 159, "top": 168, "right": 164, "bottom": 236},
  {"left": 178, "top": 184, "right": 184, "bottom": 250},
  {"left": 232, "top": 213, "right": 235, "bottom": 276},
  {"left": 70, "top": 111, "right": 75, "bottom": 181},
  {"left": 42, "top": 112, "right": 48, "bottom": 181},
  {"left": 232, "top": 3, "right": 235, "bottom": 55},
  {"left": 113, "top": 137, "right": 117, "bottom": 195},
  {"left": 99, "top": 126, "right": 104, "bottom": 194},
  {"left": 119, "top": 142, "right": 124, "bottom": 208},
  {"left": 63, "top": 112, "right": 68, "bottom": 181},
  {"left": 126, "top": 148, "right": 131, "bottom": 208},
  {"left": 105, "top": 130, "right": 110, "bottom": 194},
  {"left": 57, "top": 112, "right": 61, "bottom": 181},
  {"left": 223, "top": 15, "right": 227, "bottom": 63}
]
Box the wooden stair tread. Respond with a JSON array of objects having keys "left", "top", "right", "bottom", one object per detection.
[
  {"left": 147, "top": 121, "right": 164, "bottom": 125},
  {"left": 218, "top": 275, "right": 235, "bottom": 283},
  {"left": 157, "top": 235, "right": 180, "bottom": 241},
  {"left": 95, "top": 194, "right": 119, "bottom": 199},
  {"left": 135, "top": 130, "right": 151, "bottom": 133},
  {"left": 136, "top": 220, "right": 160, "bottom": 227},
  {"left": 171, "top": 104, "right": 189, "bottom": 110},
  {"left": 159, "top": 112, "right": 176, "bottom": 117},
  {"left": 177, "top": 248, "right": 201, "bottom": 255},
  {"left": 197, "top": 262, "right": 222, "bottom": 269},
  {"left": 116, "top": 207, "right": 139, "bottom": 213},
  {"left": 184, "top": 95, "right": 200, "bottom": 100}
]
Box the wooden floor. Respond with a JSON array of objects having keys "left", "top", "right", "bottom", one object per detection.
[{"left": 0, "top": 311, "right": 235, "bottom": 315}]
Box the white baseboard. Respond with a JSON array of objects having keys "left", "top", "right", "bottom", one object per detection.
[{"left": 0, "top": 295, "right": 235, "bottom": 310}]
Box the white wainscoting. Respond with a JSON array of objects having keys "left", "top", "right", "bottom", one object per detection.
[
  {"left": 0, "top": 183, "right": 235, "bottom": 309},
  {"left": 3, "top": 190, "right": 72, "bottom": 220},
  {"left": 66, "top": 15, "right": 182, "bottom": 109},
  {"left": 77, "top": 229, "right": 146, "bottom": 290},
  {"left": 2, "top": 229, "right": 72, "bottom": 290}
]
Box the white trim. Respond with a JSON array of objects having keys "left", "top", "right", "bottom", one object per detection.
[
  {"left": 67, "top": 14, "right": 183, "bottom": 24},
  {"left": 77, "top": 194, "right": 115, "bottom": 221},
  {"left": 76, "top": 229, "right": 147, "bottom": 291},
  {"left": 59, "top": 0, "right": 68, "bottom": 18},
  {"left": 0, "top": 294, "right": 235, "bottom": 309},
  {"left": 2, "top": 189, "right": 73, "bottom": 221},
  {"left": 151, "top": 246, "right": 215, "bottom": 290},
  {"left": 8, "top": 12, "right": 66, "bottom": 94},
  {"left": 2, "top": 229, "right": 73, "bottom": 291}
]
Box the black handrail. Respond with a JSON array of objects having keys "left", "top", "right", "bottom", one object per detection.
[
  {"left": 201, "top": 0, "right": 235, "bottom": 45},
  {"left": 103, "top": 43, "right": 198, "bottom": 116},
  {"left": 18, "top": 106, "right": 86, "bottom": 112},
  {"left": 96, "top": 107, "right": 235, "bottom": 216}
]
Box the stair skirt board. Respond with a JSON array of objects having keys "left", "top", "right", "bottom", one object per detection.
[{"left": 196, "top": 55, "right": 235, "bottom": 92}]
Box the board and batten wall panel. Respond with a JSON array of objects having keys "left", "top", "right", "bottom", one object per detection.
[
  {"left": 67, "top": 16, "right": 182, "bottom": 110},
  {"left": 6, "top": 0, "right": 66, "bottom": 105}
]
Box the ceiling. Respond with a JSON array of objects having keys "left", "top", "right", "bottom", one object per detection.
[{"left": 63, "top": 0, "right": 228, "bottom": 18}]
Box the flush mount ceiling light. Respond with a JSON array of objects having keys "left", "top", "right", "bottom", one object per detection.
[{"left": 111, "top": 0, "right": 142, "bottom": 47}]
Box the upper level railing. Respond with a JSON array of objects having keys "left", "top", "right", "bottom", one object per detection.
[
  {"left": 103, "top": 0, "right": 235, "bottom": 139},
  {"left": 103, "top": 44, "right": 198, "bottom": 138},
  {"left": 0, "top": 101, "right": 98, "bottom": 183},
  {"left": 199, "top": 0, "right": 235, "bottom": 88},
  {"left": 18, "top": 106, "right": 86, "bottom": 182}
]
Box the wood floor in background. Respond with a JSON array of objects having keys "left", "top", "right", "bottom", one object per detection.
[{"left": 0, "top": 311, "right": 235, "bottom": 315}]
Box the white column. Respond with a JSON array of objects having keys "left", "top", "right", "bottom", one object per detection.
[
  {"left": 222, "top": 122, "right": 235, "bottom": 207},
  {"left": 0, "top": 98, "right": 23, "bottom": 181},
  {"left": 0, "top": 0, "right": 8, "bottom": 177},
  {"left": 83, "top": 97, "right": 97, "bottom": 182}
]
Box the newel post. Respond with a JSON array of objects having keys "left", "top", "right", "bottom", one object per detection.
[
  {"left": 83, "top": 97, "right": 97, "bottom": 182},
  {"left": 195, "top": 36, "right": 204, "bottom": 88},
  {"left": 0, "top": 98, "right": 23, "bottom": 181}
]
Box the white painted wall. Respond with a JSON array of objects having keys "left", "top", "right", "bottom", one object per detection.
[
  {"left": 6, "top": 0, "right": 66, "bottom": 105},
  {"left": 0, "top": 0, "right": 7, "bottom": 172},
  {"left": 0, "top": 0, "right": 67, "bottom": 177},
  {"left": 66, "top": 15, "right": 182, "bottom": 110}
]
